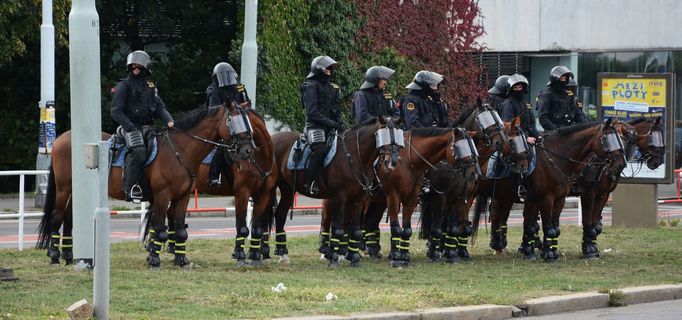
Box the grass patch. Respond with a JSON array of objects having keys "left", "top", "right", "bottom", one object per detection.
[{"left": 1, "top": 226, "right": 681, "bottom": 319}]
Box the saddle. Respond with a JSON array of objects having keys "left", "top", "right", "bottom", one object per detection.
[
  {"left": 286, "top": 134, "right": 338, "bottom": 170},
  {"left": 109, "top": 126, "right": 159, "bottom": 168}
]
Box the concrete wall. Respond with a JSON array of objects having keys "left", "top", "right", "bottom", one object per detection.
[{"left": 479, "top": 0, "right": 682, "bottom": 52}]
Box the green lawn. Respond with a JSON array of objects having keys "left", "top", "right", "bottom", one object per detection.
[{"left": 1, "top": 226, "right": 681, "bottom": 319}]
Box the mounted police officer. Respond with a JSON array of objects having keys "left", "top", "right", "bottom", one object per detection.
[
  {"left": 206, "top": 62, "right": 251, "bottom": 187},
  {"left": 301, "top": 55, "right": 344, "bottom": 195},
  {"left": 351, "top": 66, "right": 399, "bottom": 125},
  {"left": 111, "top": 50, "right": 175, "bottom": 202},
  {"left": 401, "top": 70, "right": 449, "bottom": 130},
  {"left": 537, "top": 66, "right": 586, "bottom": 131},
  {"left": 487, "top": 75, "right": 509, "bottom": 112},
  {"left": 500, "top": 74, "right": 538, "bottom": 200}
]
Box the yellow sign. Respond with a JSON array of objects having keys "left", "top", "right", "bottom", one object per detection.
[{"left": 601, "top": 78, "right": 667, "bottom": 109}]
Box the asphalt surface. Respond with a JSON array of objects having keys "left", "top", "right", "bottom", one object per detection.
[{"left": 525, "top": 299, "right": 682, "bottom": 320}]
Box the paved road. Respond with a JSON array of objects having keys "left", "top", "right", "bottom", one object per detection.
[
  {"left": 525, "top": 299, "right": 682, "bottom": 319},
  {"left": 2, "top": 196, "right": 682, "bottom": 249}
]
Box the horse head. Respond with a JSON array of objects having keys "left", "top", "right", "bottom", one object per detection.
[
  {"left": 506, "top": 116, "right": 530, "bottom": 174},
  {"left": 473, "top": 103, "right": 507, "bottom": 152},
  {"left": 222, "top": 102, "right": 258, "bottom": 160},
  {"left": 375, "top": 116, "right": 404, "bottom": 168},
  {"left": 624, "top": 117, "right": 665, "bottom": 170},
  {"left": 446, "top": 127, "right": 482, "bottom": 182},
  {"left": 598, "top": 118, "right": 628, "bottom": 181}
]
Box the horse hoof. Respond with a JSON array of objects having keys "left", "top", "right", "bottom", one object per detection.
[
  {"left": 278, "top": 255, "right": 290, "bottom": 264},
  {"left": 524, "top": 254, "right": 538, "bottom": 261},
  {"left": 251, "top": 259, "right": 263, "bottom": 267},
  {"left": 236, "top": 260, "right": 250, "bottom": 267},
  {"left": 328, "top": 261, "right": 340, "bottom": 269},
  {"left": 389, "top": 260, "right": 402, "bottom": 268},
  {"left": 320, "top": 254, "right": 327, "bottom": 261}
]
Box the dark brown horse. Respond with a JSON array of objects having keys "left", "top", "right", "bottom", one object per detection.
[
  {"left": 578, "top": 117, "right": 664, "bottom": 258},
  {"left": 183, "top": 107, "right": 277, "bottom": 266},
  {"left": 270, "top": 117, "right": 397, "bottom": 267},
  {"left": 418, "top": 116, "right": 530, "bottom": 264},
  {"left": 37, "top": 103, "right": 236, "bottom": 268}
]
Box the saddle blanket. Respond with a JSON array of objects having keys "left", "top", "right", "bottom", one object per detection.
[
  {"left": 108, "top": 136, "right": 158, "bottom": 168},
  {"left": 202, "top": 149, "right": 217, "bottom": 165},
  {"left": 286, "top": 136, "right": 338, "bottom": 170},
  {"left": 485, "top": 145, "right": 536, "bottom": 179}
]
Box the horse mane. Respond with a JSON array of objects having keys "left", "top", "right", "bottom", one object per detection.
[
  {"left": 410, "top": 127, "right": 450, "bottom": 137},
  {"left": 247, "top": 108, "right": 266, "bottom": 123},
  {"left": 351, "top": 116, "right": 378, "bottom": 130},
  {"left": 174, "top": 105, "right": 221, "bottom": 130},
  {"left": 452, "top": 107, "right": 476, "bottom": 126},
  {"left": 552, "top": 121, "right": 598, "bottom": 136},
  {"left": 628, "top": 117, "right": 647, "bottom": 125}
]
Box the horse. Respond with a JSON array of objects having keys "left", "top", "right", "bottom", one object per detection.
[
  {"left": 577, "top": 117, "right": 664, "bottom": 258},
  {"left": 270, "top": 117, "right": 399, "bottom": 267},
  {"left": 37, "top": 103, "right": 238, "bottom": 268},
  {"left": 418, "top": 116, "right": 530, "bottom": 264},
  {"left": 183, "top": 107, "right": 277, "bottom": 266},
  {"left": 474, "top": 119, "right": 627, "bottom": 261}
]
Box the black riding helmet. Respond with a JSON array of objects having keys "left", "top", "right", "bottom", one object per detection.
[{"left": 488, "top": 75, "right": 510, "bottom": 95}]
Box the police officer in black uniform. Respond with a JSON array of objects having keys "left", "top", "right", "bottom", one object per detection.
[
  {"left": 351, "top": 66, "right": 400, "bottom": 125},
  {"left": 111, "top": 50, "right": 175, "bottom": 201},
  {"left": 401, "top": 70, "right": 449, "bottom": 130},
  {"left": 487, "top": 75, "right": 509, "bottom": 112},
  {"left": 537, "top": 66, "right": 586, "bottom": 131},
  {"left": 206, "top": 62, "right": 251, "bottom": 187},
  {"left": 301, "top": 55, "right": 344, "bottom": 195},
  {"left": 500, "top": 74, "right": 538, "bottom": 200}
]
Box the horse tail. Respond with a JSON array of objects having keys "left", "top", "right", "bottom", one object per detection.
[
  {"left": 471, "top": 193, "right": 489, "bottom": 245},
  {"left": 418, "top": 192, "right": 432, "bottom": 240},
  {"left": 266, "top": 189, "right": 278, "bottom": 232},
  {"left": 36, "top": 166, "right": 56, "bottom": 249}
]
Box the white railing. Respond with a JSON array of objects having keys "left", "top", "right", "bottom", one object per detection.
[{"left": 0, "top": 170, "right": 49, "bottom": 250}]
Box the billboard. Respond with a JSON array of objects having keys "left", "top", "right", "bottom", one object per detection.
[{"left": 598, "top": 73, "right": 676, "bottom": 184}]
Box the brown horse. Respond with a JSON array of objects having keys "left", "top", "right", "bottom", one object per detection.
[
  {"left": 474, "top": 119, "right": 627, "bottom": 261},
  {"left": 270, "top": 117, "right": 397, "bottom": 267},
  {"left": 578, "top": 117, "right": 664, "bottom": 258},
  {"left": 37, "top": 103, "right": 236, "bottom": 267},
  {"left": 192, "top": 107, "right": 277, "bottom": 266}
]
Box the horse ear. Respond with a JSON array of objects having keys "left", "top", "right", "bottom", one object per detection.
[{"left": 603, "top": 117, "right": 612, "bottom": 127}]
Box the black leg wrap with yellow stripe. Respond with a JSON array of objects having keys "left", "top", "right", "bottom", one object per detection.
[
  {"left": 318, "top": 231, "right": 330, "bottom": 255},
  {"left": 47, "top": 232, "right": 61, "bottom": 264},
  {"left": 147, "top": 227, "right": 168, "bottom": 267},
  {"left": 346, "top": 229, "right": 362, "bottom": 268},
  {"left": 248, "top": 227, "right": 264, "bottom": 266},
  {"left": 359, "top": 229, "right": 367, "bottom": 252},
  {"left": 581, "top": 224, "right": 600, "bottom": 259},
  {"left": 444, "top": 223, "right": 460, "bottom": 263},
  {"left": 427, "top": 229, "right": 442, "bottom": 262},
  {"left": 261, "top": 233, "right": 271, "bottom": 260},
  {"left": 518, "top": 222, "right": 538, "bottom": 259},
  {"left": 166, "top": 230, "right": 176, "bottom": 254},
  {"left": 399, "top": 227, "right": 412, "bottom": 266},
  {"left": 232, "top": 226, "right": 249, "bottom": 261},
  {"left": 364, "top": 229, "right": 382, "bottom": 259},
  {"left": 388, "top": 226, "right": 402, "bottom": 263},
  {"left": 173, "top": 228, "right": 191, "bottom": 267},
  {"left": 338, "top": 233, "right": 349, "bottom": 257},
  {"left": 490, "top": 224, "right": 508, "bottom": 251},
  {"left": 61, "top": 235, "right": 73, "bottom": 264},
  {"left": 542, "top": 226, "right": 559, "bottom": 262},
  {"left": 274, "top": 232, "right": 288, "bottom": 256},
  {"left": 326, "top": 227, "right": 343, "bottom": 268},
  {"left": 456, "top": 222, "right": 472, "bottom": 260}
]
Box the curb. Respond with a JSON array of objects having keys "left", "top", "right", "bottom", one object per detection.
[{"left": 273, "top": 284, "right": 682, "bottom": 320}]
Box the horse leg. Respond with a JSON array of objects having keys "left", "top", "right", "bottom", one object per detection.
[
  {"left": 580, "top": 190, "right": 598, "bottom": 259},
  {"left": 455, "top": 200, "right": 473, "bottom": 261},
  {"left": 584, "top": 193, "right": 608, "bottom": 259},
  {"left": 421, "top": 193, "right": 442, "bottom": 263},
  {"left": 540, "top": 199, "right": 561, "bottom": 262},
  {"left": 319, "top": 199, "right": 332, "bottom": 259},
  {"left": 147, "top": 200, "right": 171, "bottom": 268},
  {"left": 519, "top": 202, "right": 540, "bottom": 260},
  {"left": 274, "top": 185, "right": 293, "bottom": 263},
  {"left": 46, "top": 193, "right": 70, "bottom": 265},
  {"left": 399, "top": 204, "right": 414, "bottom": 267},
  {"left": 327, "top": 198, "right": 346, "bottom": 269},
  {"left": 169, "top": 197, "right": 192, "bottom": 268},
  {"left": 61, "top": 201, "right": 74, "bottom": 265},
  {"left": 166, "top": 203, "right": 176, "bottom": 254},
  {"left": 232, "top": 192, "right": 250, "bottom": 266},
  {"left": 387, "top": 194, "right": 404, "bottom": 267},
  {"left": 364, "top": 196, "right": 386, "bottom": 259},
  {"left": 491, "top": 196, "right": 513, "bottom": 253},
  {"left": 346, "top": 199, "right": 364, "bottom": 268},
  {"left": 248, "top": 192, "right": 273, "bottom": 267}
]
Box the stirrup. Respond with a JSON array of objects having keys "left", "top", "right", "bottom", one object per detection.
[
  {"left": 517, "top": 185, "right": 527, "bottom": 202},
  {"left": 208, "top": 176, "right": 222, "bottom": 188},
  {"left": 127, "top": 184, "right": 143, "bottom": 204},
  {"left": 306, "top": 181, "right": 319, "bottom": 195}
]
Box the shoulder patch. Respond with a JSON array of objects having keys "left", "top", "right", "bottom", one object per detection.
[
  {"left": 383, "top": 93, "right": 393, "bottom": 99},
  {"left": 526, "top": 103, "right": 532, "bottom": 109},
  {"left": 331, "top": 83, "right": 339, "bottom": 89},
  {"left": 236, "top": 84, "right": 245, "bottom": 92},
  {"left": 146, "top": 81, "right": 155, "bottom": 88},
  {"left": 406, "top": 102, "right": 415, "bottom": 111},
  {"left": 567, "top": 90, "right": 574, "bottom": 96}
]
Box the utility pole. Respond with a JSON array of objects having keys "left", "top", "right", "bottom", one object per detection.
[{"left": 36, "top": 0, "right": 56, "bottom": 208}]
